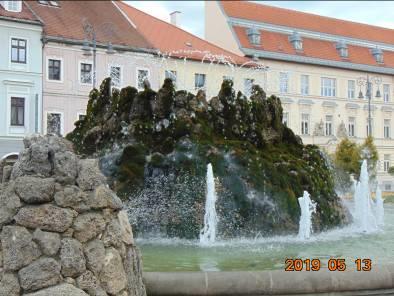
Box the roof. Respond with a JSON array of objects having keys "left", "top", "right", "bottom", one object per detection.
[
  {"left": 0, "top": 2, "right": 41, "bottom": 25},
  {"left": 116, "top": 1, "right": 250, "bottom": 65},
  {"left": 234, "top": 27, "right": 394, "bottom": 69},
  {"left": 27, "top": 1, "right": 153, "bottom": 50},
  {"left": 219, "top": 1, "right": 394, "bottom": 70},
  {"left": 220, "top": 1, "right": 394, "bottom": 45}
]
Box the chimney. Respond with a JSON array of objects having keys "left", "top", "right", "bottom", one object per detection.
[{"left": 170, "top": 11, "right": 181, "bottom": 27}]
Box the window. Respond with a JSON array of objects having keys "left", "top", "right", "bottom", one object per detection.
[
  {"left": 48, "top": 59, "right": 61, "bottom": 81},
  {"left": 300, "top": 75, "right": 309, "bottom": 95},
  {"left": 10, "top": 97, "right": 25, "bottom": 126},
  {"left": 321, "top": 77, "right": 336, "bottom": 97},
  {"left": 384, "top": 155, "right": 390, "bottom": 172},
  {"left": 137, "top": 68, "right": 149, "bottom": 90},
  {"left": 246, "top": 28, "right": 260, "bottom": 45},
  {"left": 366, "top": 118, "right": 373, "bottom": 137},
  {"left": 384, "top": 84, "right": 390, "bottom": 102},
  {"left": 348, "top": 80, "right": 355, "bottom": 99},
  {"left": 348, "top": 117, "right": 355, "bottom": 137},
  {"left": 80, "top": 62, "right": 92, "bottom": 84},
  {"left": 279, "top": 72, "right": 289, "bottom": 93},
  {"left": 165, "top": 70, "right": 177, "bottom": 87},
  {"left": 325, "top": 115, "right": 333, "bottom": 136},
  {"left": 244, "top": 78, "right": 254, "bottom": 97},
  {"left": 372, "top": 48, "right": 384, "bottom": 64},
  {"left": 109, "top": 65, "right": 121, "bottom": 89},
  {"left": 301, "top": 113, "right": 310, "bottom": 135},
  {"left": 11, "top": 38, "right": 26, "bottom": 64},
  {"left": 293, "top": 40, "right": 302, "bottom": 51},
  {"left": 339, "top": 47, "right": 348, "bottom": 58},
  {"left": 289, "top": 31, "right": 302, "bottom": 51},
  {"left": 283, "top": 112, "right": 289, "bottom": 127},
  {"left": 384, "top": 183, "right": 392, "bottom": 191},
  {"left": 78, "top": 114, "right": 86, "bottom": 121},
  {"left": 47, "top": 113, "right": 62, "bottom": 136},
  {"left": 165, "top": 70, "right": 176, "bottom": 81},
  {"left": 6, "top": 1, "right": 22, "bottom": 12},
  {"left": 194, "top": 73, "right": 206, "bottom": 90},
  {"left": 384, "top": 119, "right": 391, "bottom": 139}
]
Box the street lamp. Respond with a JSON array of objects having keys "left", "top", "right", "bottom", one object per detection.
[
  {"left": 357, "top": 74, "right": 382, "bottom": 138},
  {"left": 82, "top": 20, "right": 116, "bottom": 88}
]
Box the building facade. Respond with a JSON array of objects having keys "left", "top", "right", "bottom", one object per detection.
[
  {"left": 118, "top": 2, "right": 266, "bottom": 100},
  {"left": 0, "top": 1, "right": 43, "bottom": 159},
  {"left": 205, "top": 1, "right": 394, "bottom": 191},
  {"left": 27, "top": 0, "right": 156, "bottom": 136}
]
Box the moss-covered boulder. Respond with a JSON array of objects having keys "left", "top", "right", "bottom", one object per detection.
[{"left": 67, "top": 78, "right": 348, "bottom": 238}]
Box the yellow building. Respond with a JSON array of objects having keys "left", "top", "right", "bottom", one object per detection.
[{"left": 205, "top": 1, "right": 394, "bottom": 191}]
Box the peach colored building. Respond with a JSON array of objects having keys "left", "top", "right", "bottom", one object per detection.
[
  {"left": 27, "top": 1, "right": 157, "bottom": 135},
  {"left": 117, "top": 2, "right": 265, "bottom": 100},
  {"left": 205, "top": 1, "right": 394, "bottom": 190}
]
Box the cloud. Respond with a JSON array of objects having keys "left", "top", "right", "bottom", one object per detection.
[
  {"left": 125, "top": 1, "right": 172, "bottom": 23},
  {"left": 124, "top": 1, "right": 205, "bottom": 37},
  {"left": 261, "top": 1, "right": 394, "bottom": 29},
  {"left": 124, "top": 1, "right": 394, "bottom": 39}
]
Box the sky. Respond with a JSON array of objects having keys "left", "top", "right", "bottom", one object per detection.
[{"left": 125, "top": 1, "right": 394, "bottom": 38}]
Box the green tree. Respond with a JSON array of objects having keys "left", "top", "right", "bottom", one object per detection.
[
  {"left": 334, "top": 138, "right": 360, "bottom": 176},
  {"left": 359, "top": 136, "right": 379, "bottom": 180},
  {"left": 333, "top": 136, "right": 378, "bottom": 181},
  {"left": 388, "top": 166, "right": 394, "bottom": 176}
]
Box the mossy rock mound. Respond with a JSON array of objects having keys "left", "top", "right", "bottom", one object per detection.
[{"left": 67, "top": 78, "right": 348, "bottom": 238}]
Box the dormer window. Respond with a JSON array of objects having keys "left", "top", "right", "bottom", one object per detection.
[
  {"left": 246, "top": 28, "right": 260, "bottom": 46},
  {"left": 372, "top": 47, "right": 384, "bottom": 63},
  {"left": 3, "top": 1, "right": 22, "bottom": 12},
  {"left": 336, "top": 40, "right": 348, "bottom": 58},
  {"left": 289, "top": 31, "right": 303, "bottom": 51}
]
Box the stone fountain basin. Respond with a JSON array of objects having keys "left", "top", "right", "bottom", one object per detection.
[{"left": 143, "top": 265, "right": 394, "bottom": 295}]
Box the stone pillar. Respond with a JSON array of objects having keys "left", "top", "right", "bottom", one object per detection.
[{"left": 0, "top": 134, "right": 146, "bottom": 296}]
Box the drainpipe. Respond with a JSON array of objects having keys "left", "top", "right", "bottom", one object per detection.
[{"left": 41, "top": 35, "right": 47, "bottom": 135}]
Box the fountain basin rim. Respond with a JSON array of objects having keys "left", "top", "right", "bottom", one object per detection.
[{"left": 143, "top": 264, "right": 394, "bottom": 295}]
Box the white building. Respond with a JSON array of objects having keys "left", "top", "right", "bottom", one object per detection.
[
  {"left": 0, "top": 1, "right": 43, "bottom": 159},
  {"left": 206, "top": 1, "right": 394, "bottom": 191}
]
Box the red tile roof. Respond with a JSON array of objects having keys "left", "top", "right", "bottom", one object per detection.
[
  {"left": 116, "top": 1, "right": 250, "bottom": 65},
  {"left": 221, "top": 1, "right": 394, "bottom": 45},
  {"left": 234, "top": 26, "right": 394, "bottom": 68},
  {"left": 0, "top": 2, "right": 41, "bottom": 24},
  {"left": 28, "top": 1, "right": 153, "bottom": 49}
]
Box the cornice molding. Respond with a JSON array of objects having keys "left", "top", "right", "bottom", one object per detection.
[
  {"left": 229, "top": 17, "right": 394, "bottom": 52},
  {"left": 298, "top": 99, "right": 314, "bottom": 105},
  {"left": 345, "top": 103, "right": 360, "bottom": 109},
  {"left": 242, "top": 48, "right": 394, "bottom": 75}
]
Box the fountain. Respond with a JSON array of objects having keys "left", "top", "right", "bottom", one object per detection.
[
  {"left": 375, "top": 185, "right": 384, "bottom": 227},
  {"left": 67, "top": 76, "right": 375, "bottom": 275},
  {"left": 297, "top": 191, "right": 316, "bottom": 240},
  {"left": 200, "top": 163, "right": 218, "bottom": 245},
  {"left": 353, "top": 160, "right": 377, "bottom": 232}
]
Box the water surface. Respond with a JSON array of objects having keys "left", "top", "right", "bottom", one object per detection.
[{"left": 139, "top": 203, "right": 394, "bottom": 271}]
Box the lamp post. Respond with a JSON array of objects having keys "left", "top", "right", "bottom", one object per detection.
[
  {"left": 82, "top": 20, "right": 116, "bottom": 89},
  {"left": 357, "top": 74, "right": 382, "bottom": 138}
]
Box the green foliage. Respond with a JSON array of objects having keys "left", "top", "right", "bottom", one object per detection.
[
  {"left": 388, "top": 166, "right": 394, "bottom": 176},
  {"left": 67, "top": 78, "right": 348, "bottom": 238},
  {"left": 334, "top": 138, "right": 360, "bottom": 176},
  {"left": 360, "top": 136, "right": 379, "bottom": 176},
  {"left": 334, "top": 136, "right": 379, "bottom": 181}
]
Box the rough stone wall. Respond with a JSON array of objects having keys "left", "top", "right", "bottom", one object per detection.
[{"left": 0, "top": 135, "right": 146, "bottom": 296}]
